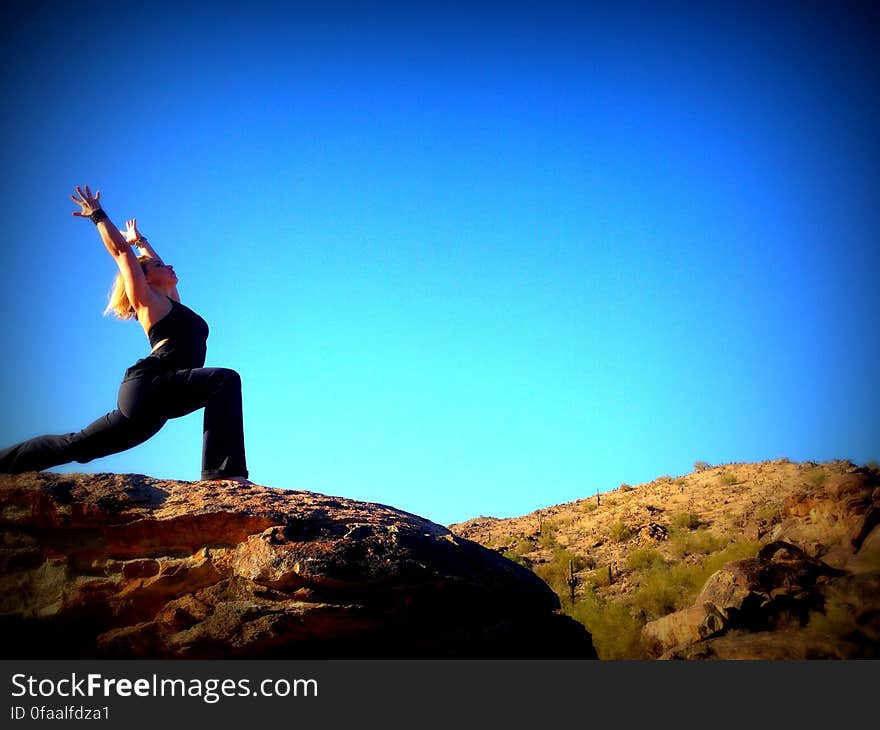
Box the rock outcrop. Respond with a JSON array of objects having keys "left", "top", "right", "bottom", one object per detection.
[
  {"left": 0, "top": 472, "right": 596, "bottom": 659},
  {"left": 641, "top": 469, "right": 880, "bottom": 659}
]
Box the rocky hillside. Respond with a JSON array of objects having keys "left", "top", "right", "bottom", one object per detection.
[
  {"left": 0, "top": 471, "right": 595, "bottom": 659},
  {"left": 449, "top": 459, "right": 880, "bottom": 659}
]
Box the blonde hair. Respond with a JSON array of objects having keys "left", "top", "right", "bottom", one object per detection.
[{"left": 103, "top": 254, "right": 153, "bottom": 320}]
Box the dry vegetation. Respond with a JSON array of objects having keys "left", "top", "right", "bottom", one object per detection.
[{"left": 449, "top": 458, "right": 878, "bottom": 659}]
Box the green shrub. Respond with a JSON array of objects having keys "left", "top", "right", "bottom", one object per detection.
[
  {"left": 538, "top": 519, "right": 559, "bottom": 548},
  {"left": 585, "top": 565, "right": 613, "bottom": 588},
  {"left": 532, "top": 547, "right": 587, "bottom": 597},
  {"left": 618, "top": 483, "right": 634, "bottom": 492},
  {"left": 627, "top": 547, "right": 667, "bottom": 572},
  {"left": 629, "top": 566, "right": 685, "bottom": 620},
  {"left": 512, "top": 538, "right": 534, "bottom": 556},
  {"left": 668, "top": 528, "right": 724, "bottom": 558},
  {"left": 555, "top": 547, "right": 588, "bottom": 571},
  {"left": 670, "top": 511, "right": 702, "bottom": 531},
  {"left": 608, "top": 521, "right": 634, "bottom": 543},
  {"left": 698, "top": 540, "right": 761, "bottom": 578},
  {"left": 502, "top": 550, "right": 532, "bottom": 568},
  {"left": 718, "top": 473, "right": 739, "bottom": 486},
  {"left": 694, "top": 460, "right": 712, "bottom": 472},
  {"left": 566, "top": 589, "right": 647, "bottom": 659}
]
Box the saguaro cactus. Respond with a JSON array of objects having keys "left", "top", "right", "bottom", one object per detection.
[{"left": 567, "top": 560, "right": 578, "bottom": 604}]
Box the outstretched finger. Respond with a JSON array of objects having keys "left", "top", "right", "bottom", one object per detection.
[
  {"left": 95, "top": 190, "right": 101, "bottom": 201},
  {"left": 70, "top": 194, "right": 82, "bottom": 204}
]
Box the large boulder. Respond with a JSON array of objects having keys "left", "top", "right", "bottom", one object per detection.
[
  {"left": 0, "top": 472, "right": 596, "bottom": 659},
  {"left": 642, "top": 541, "right": 879, "bottom": 659}
]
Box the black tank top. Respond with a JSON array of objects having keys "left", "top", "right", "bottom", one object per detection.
[{"left": 124, "top": 297, "right": 209, "bottom": 377}]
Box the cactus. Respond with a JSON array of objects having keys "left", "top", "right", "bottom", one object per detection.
[{"left": 566, "top": 560, "right": 578, "bottom": 604}]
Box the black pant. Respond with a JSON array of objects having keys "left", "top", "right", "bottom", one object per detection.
[{"left": 0, "top": 366, "right": 248, "bottom": 480}]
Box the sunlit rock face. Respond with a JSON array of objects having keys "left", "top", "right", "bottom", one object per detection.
[{"left": 0, "top": 472, "right": 596, "bottom": 659}]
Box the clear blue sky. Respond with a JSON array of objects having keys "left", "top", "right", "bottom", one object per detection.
[{"left": 1, "top": 0, "right": 877, "bottom": 526}]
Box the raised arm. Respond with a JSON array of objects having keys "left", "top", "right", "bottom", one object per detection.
[
  {"left": 121, "top": 218, "right": 164, "bottom": 262},
  {"left": 71, "top": 185, "right": 155, "bottom": 310},
  {"left": 122, "top": 218, "right": 180, "bottom": 302}
]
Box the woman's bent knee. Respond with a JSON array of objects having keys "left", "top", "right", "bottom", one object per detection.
[{"left": 219, "top": 368, "right": 241, "bottom": 389}]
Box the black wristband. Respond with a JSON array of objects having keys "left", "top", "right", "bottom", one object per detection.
[{"left": 89, "top": 208, "right": 109, "bottom": 224}]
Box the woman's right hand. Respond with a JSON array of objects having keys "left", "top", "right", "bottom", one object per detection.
[
  {"left": 121, "top": 218, "right": 142, "bottom": 243},
  {"left": 70, "top": 185, "right": 102, "bottom": 218}
]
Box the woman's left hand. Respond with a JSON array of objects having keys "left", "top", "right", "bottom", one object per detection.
[
  {"left": 121, "top": 218, "right": 143, "bottom": 243},
  {"left": 70, "top": 185, "right": 102, "bottom": 218}
]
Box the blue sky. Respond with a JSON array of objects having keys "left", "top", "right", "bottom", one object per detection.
[{"left": 1, "top": 0, "right": 877, "bottom": 526}]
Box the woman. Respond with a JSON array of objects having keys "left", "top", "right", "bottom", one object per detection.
[{"left": 0, "top": 185, "right": 251, "bottom": 484}]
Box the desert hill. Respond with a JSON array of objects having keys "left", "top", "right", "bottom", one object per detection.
[{"left": 448, "top": 458, "right": 880, "bottom": 659}]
